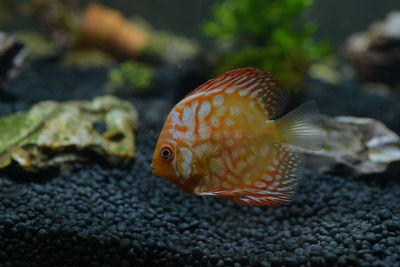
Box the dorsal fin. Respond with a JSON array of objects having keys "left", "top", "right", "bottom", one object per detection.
[
  {"left": 184, "top": 67, "right": 289, "bottom": 119},
  {"left": 185, "top": 68, "right": 250, "bottom": 97}
]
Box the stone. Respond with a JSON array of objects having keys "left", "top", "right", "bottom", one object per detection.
[
  {"left": 0, "top": 95, "right": 138, "bottom": 172},
  {"left": 303, "top": 115, "right": 400, "bottom": 177}
]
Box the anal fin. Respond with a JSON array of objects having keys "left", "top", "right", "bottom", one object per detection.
[{"left": 198, "top": 144, "right": 304, "bottom": 206}]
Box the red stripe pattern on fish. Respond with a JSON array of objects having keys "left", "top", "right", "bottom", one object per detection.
[{"left": 151, "top": 67, "right": 322, "bottom": 206}]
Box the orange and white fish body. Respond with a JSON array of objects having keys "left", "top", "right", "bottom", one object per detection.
[{"left": 151, "top": 68, "right": 322, "bottom": 206}]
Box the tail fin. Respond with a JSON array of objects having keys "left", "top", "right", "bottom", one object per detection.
[{"left": 275, "top": 101, "right": 322, "bottom": 151}]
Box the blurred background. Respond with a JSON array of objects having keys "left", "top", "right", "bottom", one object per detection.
[
  {"left": 3, "top": 0, "right": 400, "bottom": 46},
  {"left": 1, "top": 0, "right": 400, "bottom": 129}
]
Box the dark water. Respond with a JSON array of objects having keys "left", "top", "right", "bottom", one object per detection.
[
  {"left": 5, "top": 0, "right": 400, "bottom": 46},
  {"left": 91, "top": 0, "right": 400, "bottom": 46}
]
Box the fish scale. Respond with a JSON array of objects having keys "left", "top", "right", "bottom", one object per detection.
[{"left": 151, "top": 67, "right": 322, "bottom": 206}]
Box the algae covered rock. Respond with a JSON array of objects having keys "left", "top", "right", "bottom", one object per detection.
[
  {"left": 304, "top": 115, "right": 400, "bottom": 177},
  {"left": 0, "top": 96, "right": 138, "bottom": 172}
]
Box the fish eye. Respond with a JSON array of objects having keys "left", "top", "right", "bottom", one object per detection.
[{"left": 160, "top": 145, "right": 173, "bottom": 160}]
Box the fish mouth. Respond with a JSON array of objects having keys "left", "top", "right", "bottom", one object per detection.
[{"left": 150, "top": 161, "right": 157, "bottom": 175}]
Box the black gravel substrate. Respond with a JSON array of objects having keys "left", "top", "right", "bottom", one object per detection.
[{"left": 1, "top": 62, "right": 400, "bottom": 266}]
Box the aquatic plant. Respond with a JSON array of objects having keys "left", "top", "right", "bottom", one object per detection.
[
  {"left": 107, "top": 61, "right": 154, "bottom": 95},
  {"left": 203, "top": 0, "right": 330, "bottom": 90}
]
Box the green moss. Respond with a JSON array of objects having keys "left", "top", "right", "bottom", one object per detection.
[
  {"left": 0, "top": 113, "right": 34, "bottom": 152},
  {"left": 106, "top": 61, "right": 154, "bottom": 95},
  {"left": 0, "top": 103, "right": 58, "bottom": 152},
  {"left": 203, "top": 0, "right": 330, "bottom": 91}
]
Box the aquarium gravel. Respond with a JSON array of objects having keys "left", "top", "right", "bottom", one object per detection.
[{"left": 1, "top": 63, "right": 400, "bottom": 266}]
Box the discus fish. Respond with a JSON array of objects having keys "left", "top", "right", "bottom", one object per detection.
[{"left": 151, "top": 67, "right": 322, "bottom": 206}]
